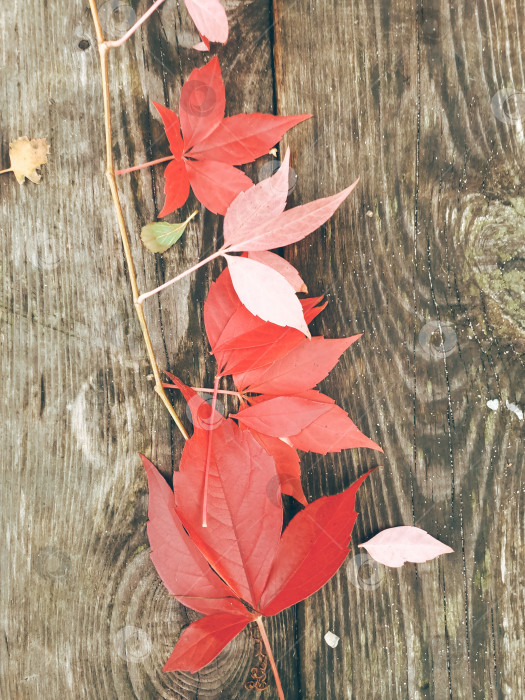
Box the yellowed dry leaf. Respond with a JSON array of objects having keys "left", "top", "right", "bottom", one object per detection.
[{"left": 9, "top": 137, "right": 50, "bottom": 184}]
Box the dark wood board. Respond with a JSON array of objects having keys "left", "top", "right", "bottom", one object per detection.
[{"left": 0, "top": 0, "right": 523, "bottom": 698}]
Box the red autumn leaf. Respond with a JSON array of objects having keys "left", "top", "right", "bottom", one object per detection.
[
  {"left": 183, "top": 0, "right": 228, "bottom": 47},
  {"left": 247, "top": 429, "right": 307, "bottom": 506},
  {"left": 142, "top": 445, "right": 373, "bottom": 673},
  {"left": 232, "top": 395, "right": 333, "bottom": 436},
  {"left": 163, "top": 611, "right": 252, "bottom": 673},
  {"left": 153, "top": 59, "right": 310, "bottom": 216},
  {"left": 232, "top": 334, "right": 362, "bottom": 395}
]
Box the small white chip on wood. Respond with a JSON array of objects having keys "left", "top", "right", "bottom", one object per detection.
[
  {"left": 486, "top": 399, "right": 499, "bottom": 411},
  {"left": 324, "top": 631, "right": 340, "bottom": 648}
]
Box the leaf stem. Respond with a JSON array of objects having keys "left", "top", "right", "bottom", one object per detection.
[
  {"left": 103, "top": 0, "right": 168, "bottom": 49},
  {"left": 88, "top": 0, "right": 188, "bottom": 441},
  {"left": 202, "top": 374, "right": 221, "bottom": 528},
  {"left": 115, "top": 154, "right": 174, "bottom": 176},
  {"left": 192, "top": 387, "right": 242, "bottom": 398},
  {"left": 0, "top": 168, "right": 12, "bottom": 175},
  {"left": 255, "top": 617, "right": 285, "bottom": 700},
  {"left": 136, "top": 249, "right": 226, "bottom": 305}
]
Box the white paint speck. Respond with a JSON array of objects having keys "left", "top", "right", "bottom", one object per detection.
[
  {"left": 486, "top": 399, "right": 499, "bottom": 411},
  {"left": 324, "top": 631, "right": 340, "bottom": 648},
  {"left": 506, "top": 400, "right": 523, "bottom": 421}
]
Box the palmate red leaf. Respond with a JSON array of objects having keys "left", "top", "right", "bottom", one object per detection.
[
  {"left": 153, "top": 60, "right": 310, "bottom": 216},
  {"left": 143, "top": 444, "right": 374, "bottom": 673}
]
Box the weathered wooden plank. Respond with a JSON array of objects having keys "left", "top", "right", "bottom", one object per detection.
[
  {"left": 272, "top": 0, "right": 524, "bottom": 697},
  {"left": 1, "top": 1, "right": 299, "bottom": 697}
]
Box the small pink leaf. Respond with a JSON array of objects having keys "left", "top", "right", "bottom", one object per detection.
[
  {"left": 359, "top": 526, "right": 454, "bottom": 568},
  {"left": 224, "top": 254, "right": 310, "bottom": 337}
]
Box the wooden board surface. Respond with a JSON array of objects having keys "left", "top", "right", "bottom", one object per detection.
[{"left": 1, "top": 0, "right": 523, "bottom": 698}]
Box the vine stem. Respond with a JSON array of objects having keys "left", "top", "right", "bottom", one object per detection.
[
  {"left": 0, "top": 168, "right": 12, "bottom": 175},
  {"left": 202, "top": 374, "right": 220, "bottom": 527},
  {"left": 104, "top": 0, "right": 168, "bottom": 49},
  {"left": 136, "top": 248, "right": 226, "bottom": 305},
  {"left": 88, "top": 0, "right": 188, "bottom": 441},
  {"left": 115, "top": 155, "right": 174, "bottom": 176},
  {"left": 255, "top": 617, "right": 285, "bottom": 700}
]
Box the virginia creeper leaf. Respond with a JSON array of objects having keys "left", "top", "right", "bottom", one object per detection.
[
  {"left": 183, "top": 0, "right": 228, "bottom": 48},
  {"left": 153, "top": 59, "right": 310, "bottom": 216}
]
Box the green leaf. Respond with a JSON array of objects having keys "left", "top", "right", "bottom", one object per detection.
[{"left": 140, "top": 211, "right": 198, "bottom": 254}]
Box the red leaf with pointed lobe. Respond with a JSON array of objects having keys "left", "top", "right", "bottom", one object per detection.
[
  {"left": 163, "top": 611, "right": 252, "bottom": 673},
  {"left": 233, "top": 335, "right": 362, "bottom": 395},
  {"left": 141, "top": 453, "right": 244, "bottom": 615},
  {"left": 233, "top": 396, "right": 332, "bottom": 437},
  {"left": 153, "top": 61, "right": 310, "bottom": 215},
  {"left": 247, "top": 429, "right": 307, "bottom": 506},
  {"left": 260, "top": 469, "right": 375, "bottom": 615},
  {"left": 183, "top": 0, "right": 228, "bottom": 48},
  {"left": 174, "top": 416, "right": 283, "bottom": 607}
]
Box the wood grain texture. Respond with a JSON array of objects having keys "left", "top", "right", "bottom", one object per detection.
[
  {"left": 1, "top": 0, "right": 523, "bottom": 698},
  {"left": 1, "top": 1, "right": 297, "bottom": 698},
  {"left": 272, "top": 0, "right": 524, "bottom": 697}
]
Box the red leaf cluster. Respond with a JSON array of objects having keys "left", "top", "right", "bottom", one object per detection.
[
  {"left": 154, "top": 58, "right": 310, "bottom": 216},
  {"left": 141, "top": 401, "right": 373, "bottom": 672},
  {"left": 197, "top": 267, "right": 383, "bottom": 505}
]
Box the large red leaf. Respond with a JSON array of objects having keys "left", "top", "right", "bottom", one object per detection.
[
  {"left": 233, "top": 334, "right": 362, "bottom": 394},
  {"left": 183, "top": 0, "right": 229, "bottom": 47},
  {"left": 173, "top": 417, "right": 283, "bottom": 607},
  {"left": 259, "top": 470, "right": 374, "bottom": 615},
  {"left": 163, "top": 611, "right": 252, "bottom": 673}
]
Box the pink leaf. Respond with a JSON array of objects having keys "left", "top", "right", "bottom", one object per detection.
[
  {"left": 359, "top": 526, "right": 454, "bottom": 568},
  {"left": 226, "top": 179, "right": 360, "bottom": 252},
  {"left": 223, "top": 151, "right": 291, "bottom": 247},
  {"left": 224, "top": 254, "right": 310, "bottom": 337},
  {"left": 247, "top": 251, "right": 307, "bottom": 293},
  {"left": 184, "top": 0, "right": 229, "bottom": 46}
]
